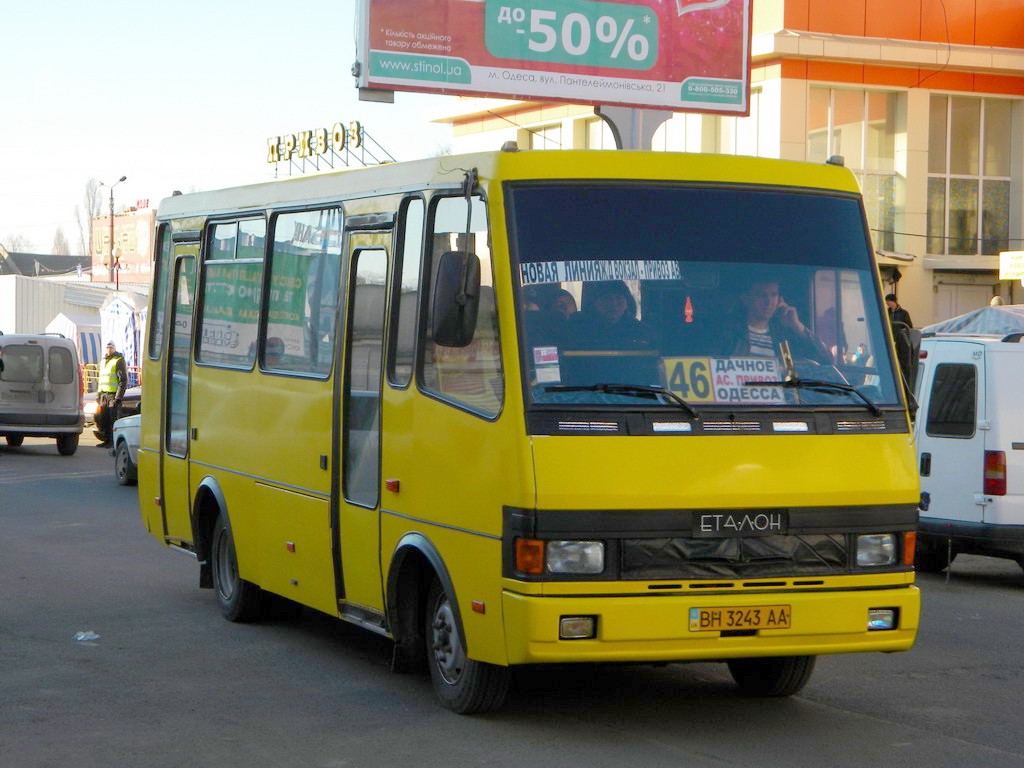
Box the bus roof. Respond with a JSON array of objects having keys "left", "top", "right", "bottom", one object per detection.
[{"left": 155, "top": 149, "right": 862, "bottom": 222}]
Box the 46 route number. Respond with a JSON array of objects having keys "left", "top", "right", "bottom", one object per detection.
[{"left": 665, "top": 357, "right": 713, "bottom": 402}]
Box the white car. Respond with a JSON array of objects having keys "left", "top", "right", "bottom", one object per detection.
[{"left": 112, "top": 413, "right": 141, "bottom": 485}]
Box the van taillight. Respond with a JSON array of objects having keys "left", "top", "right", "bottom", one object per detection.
[{"left": 984, "top": 451, "right": 1006, "bottom": 496}]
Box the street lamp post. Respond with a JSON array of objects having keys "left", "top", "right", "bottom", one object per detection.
[{"left": 103, "top": 175, "right": 127, "bottom": 287}]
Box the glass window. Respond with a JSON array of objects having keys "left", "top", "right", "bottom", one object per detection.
[
  {"left": 928, "top": 96, "right": 948, "bottom": 174},
  {"left": 984, "top": 99, "right": 1012, "bottom": 177},
  {"left": 585, "top": 118, "right": 615, "bottom": 150},
  {"left": 806, "top": 88, "right": 906, "bottom": 255},
  {"left": 421, "top": 195, "right": 503, "bottom": 417},
  {"left": 509, "top": 183, "right": 900, "bottom": 412},
  {"left": 149, "top": 227, "right": 173, "bottom": 359},
  {"left": 1, "top": 345, "right": 43, "bottom": 383},
  {"left": 264, "top": 209, "right": 344, "bottom": 376},
  {"left": 49, "top": 347, "right": 75, "bottom": 385},
  {"left": 197, "top": 219, "right": 266, "bottom": 368},
  {"left": 926, "top": 364, "right": 976, "bottom": 438},
  {"left": 928, "top": 96, "right": 1012, "bottom": 257},
  {"left": 949, "top": 97, "right": 981, "bottom": 176},
  {"left": 390, "top": 198, "right": 424, "bottom": 387},
  {"left": 344, "top": 248, "right": 388, "bottom": 508},
  {"left": 167, "top": 257, "right": 196, "bottom": 457},
  {"left": 806, "top": 87, "right": 830, "bottom": 164},
  {"left": 982, "top": 180, "right": 1011, "bottom": 255},
  {"left": 949, "top": 178, "right": 979, "bottom": 255},
  {"left": 529, "top": 124, "right": 562, "bottom": 150}
]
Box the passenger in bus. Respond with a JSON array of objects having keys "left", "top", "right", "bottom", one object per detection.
[
  {"left": 566, "top": 280, "right": 655, "bottom": 350},
  {"left": 720, "top": 279, "right": 830, "bottom": 363},
  {"left": 547, "top": 288, "right": 577, "bottom": 319}
]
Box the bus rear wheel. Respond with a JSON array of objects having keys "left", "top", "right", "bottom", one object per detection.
[
  {"left": 727, "top": 655, "right": 816, "bottom": 697},
  {"left": 425, "top": 579, "right": 509, "bottom": 714},
  {"left": 210, "top": 511, "right": 262, "bottom": 622},
  {"left": 5, "top": 434, "right": 24, "bottom": 447}
]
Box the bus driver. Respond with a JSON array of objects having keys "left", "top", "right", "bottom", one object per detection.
[{"left": 721, "top": 279, "right": 831, "bottom": 364}]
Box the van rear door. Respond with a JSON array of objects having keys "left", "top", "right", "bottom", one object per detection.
[{"left": 917, "top": 340, "right": 986, "bottom": 525}]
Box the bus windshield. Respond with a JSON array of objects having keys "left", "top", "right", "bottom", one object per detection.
[{"left": 509, "top": 182, "right": 900, "bottom": 411}]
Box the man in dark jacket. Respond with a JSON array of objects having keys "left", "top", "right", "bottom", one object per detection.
[
  {"left": 885, "top": 294, "right": 913, "bottom": 328},
  {"left": 96, "top": 341, "right": 128, "bottom": 447}
]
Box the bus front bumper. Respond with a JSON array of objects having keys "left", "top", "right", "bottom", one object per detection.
[{"left": 501, "top": 585, "right": 920, "bottom": 664}]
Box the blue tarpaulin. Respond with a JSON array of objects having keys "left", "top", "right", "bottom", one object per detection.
[{"left": 923, "top": 305, "right": 1024, "bottom": 336}]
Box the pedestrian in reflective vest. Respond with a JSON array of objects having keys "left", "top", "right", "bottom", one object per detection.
[{"left": 97, "top": 341, "right": 128, "bottom": 447}]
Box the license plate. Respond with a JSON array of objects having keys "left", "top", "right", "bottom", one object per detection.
[{"left": 688, "top": 605, "right": 792, "bottom": 632}]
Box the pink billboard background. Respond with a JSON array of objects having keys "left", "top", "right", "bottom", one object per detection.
[{"left": 360, "top": 0, "right": 751, "bottom": 113}]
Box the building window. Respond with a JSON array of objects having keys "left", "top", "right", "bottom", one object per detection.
[
  {"left": 927, "top": 96, "right": 1012, "bottom": 257},
  {"left": 529, "top": 123, "right": 562, "bottom": 150},
  {"left": 807, "top": 88, "right": 906, "bottom": 252},
  {"left": 717, "top": 88, "right": 761, "bottom": 157},
  {"left": 584, "top": 118, "right": 615, "bottom": 150}
]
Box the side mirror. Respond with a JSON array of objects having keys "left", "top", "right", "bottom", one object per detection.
[{"left": 431, "top": 251, "right": 480, "bottom": 347}]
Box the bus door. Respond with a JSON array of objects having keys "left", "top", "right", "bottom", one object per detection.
[
  {"left": 161, "top": 249, "right": 198, "bottom": 545},
  {"left": 338, "top": 242, "right": 389, "bottom": 615}
]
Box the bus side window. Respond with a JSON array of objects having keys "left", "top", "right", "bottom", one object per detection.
[
  {"left": 389, "top": 197, "right": 424, "bottom": 387},
  {"left": 421, "top": 195, "right": 503, "bottom": 417},
  {"left": 344, "top": 248, "right": 388, "bottom": 508},
  {"left": 265, "top": 208, "right": 343, "bottom": 376}
]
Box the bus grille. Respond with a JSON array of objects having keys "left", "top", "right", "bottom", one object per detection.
[{"left": 620, "top": 534, "right": 848, "bottom": 579}]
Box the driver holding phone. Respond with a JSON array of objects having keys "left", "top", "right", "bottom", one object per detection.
[{"left": 721, "top": 279, "right": 831, "bottom": 364}]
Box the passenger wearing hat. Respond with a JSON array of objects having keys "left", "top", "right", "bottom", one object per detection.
[
  {"left": 96, "top": 341, "right": 128, "bottom": 447},
  {"left": 568, "top": 280, "right": 655, "bottom": 350}
]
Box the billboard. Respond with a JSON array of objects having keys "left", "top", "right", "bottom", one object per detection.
[{"left": 356, "top": 0, "right": 751, "bottom": 114}]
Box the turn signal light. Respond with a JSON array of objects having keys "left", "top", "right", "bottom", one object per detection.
[
  {"left": 515, "top": 538, "right": 544, "bottom": 575},
  {"left": 902, "top": 531, "right": 916, "bottom": 566}
]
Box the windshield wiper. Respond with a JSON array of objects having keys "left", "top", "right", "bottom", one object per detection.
[
  {"left": 543, "top": 383, "right": 700, "bottom": 419},
  {"left": 752, "top": 379, "right": 882, "bottom": 417}
]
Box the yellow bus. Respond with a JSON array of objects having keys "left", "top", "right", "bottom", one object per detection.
[{"left": 139, "top": 148, "right": 920, "bottom": 713}]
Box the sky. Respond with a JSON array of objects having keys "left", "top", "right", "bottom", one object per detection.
[{"left": 0, "top": 1, "right": 460, "bottom": 255}]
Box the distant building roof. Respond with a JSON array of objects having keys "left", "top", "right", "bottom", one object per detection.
[{"left": 0, "top": 251, "right": 91, "bottom": 277}]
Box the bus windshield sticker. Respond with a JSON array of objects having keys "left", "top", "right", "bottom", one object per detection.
[
  {"left": 533, "top": 346, "right": 561, "bottom": 383},
  {"left": 663, "top": 356, "right": 786, "bottom": 405},
  {"left": 520, "top": 260, "right": 681, "bottom": 286}
]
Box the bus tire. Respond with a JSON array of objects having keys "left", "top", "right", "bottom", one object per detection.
[
  {"left": 211, "top": 511, "right": 262, "bottom": 622},
  {"left": 425, "top": 578, "right": 509, "bottom": 714},
  {"left": 56, "top": 434, "right": 79, "bottom": 456},
  {"left": 6, "top": 434, "right": 24, "bottom": 447},
  {"left": 727, "top": 655, "right": 816, "bottom": 697}
]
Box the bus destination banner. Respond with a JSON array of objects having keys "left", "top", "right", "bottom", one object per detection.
[{"left": 357, "top": 0, "right": 751, "bottom": 114}]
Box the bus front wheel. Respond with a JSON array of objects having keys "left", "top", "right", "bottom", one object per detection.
[
  {"left": 425, "top": 579, "right": 509, "bottom": 714},
  {"left": 210, "top": 511, "right": 262, "bottom": 622},
  {"left": 727, "top": 655, "right": 816, "bottom": 697}
]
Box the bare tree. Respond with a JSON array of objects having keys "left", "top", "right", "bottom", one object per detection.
[
  {"left": 52, "top": 227, "right": 70, "bottom": 256},
  {"left": 75, "top": 178, "right": 103, "bottom": 256},
  {"left": 2, "top": 234, "right": 32, "bottom": 253}
]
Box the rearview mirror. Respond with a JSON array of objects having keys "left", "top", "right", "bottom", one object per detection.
[{"left": 431, "top": 250, "right": 481, "bottom": 348}]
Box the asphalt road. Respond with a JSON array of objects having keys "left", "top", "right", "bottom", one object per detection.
[{"left": 2, "top": 432, "right": 1023, "bottom": 768}]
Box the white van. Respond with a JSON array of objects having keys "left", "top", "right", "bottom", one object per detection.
[
  {"left": 0, "top": 333, "right": 84, "bottom": 455},
  {"left": 913, "top": 332, "right": 1024, "bottom": 571}
]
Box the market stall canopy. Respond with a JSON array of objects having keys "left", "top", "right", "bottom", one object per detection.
[{"left": 923, "top": 305, "right": 1024, "bottom": 336}]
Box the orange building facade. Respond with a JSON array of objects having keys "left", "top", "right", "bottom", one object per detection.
[{"left": 438, "top": 0, "right": 1024, "bottom": 325}]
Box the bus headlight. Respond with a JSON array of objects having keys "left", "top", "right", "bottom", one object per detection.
[
  {"left": 856, "top": 534, "right": 897, "bottom": 566},
  {"left": 546, "top": 541, "right": 604, "bottom": 574}
]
